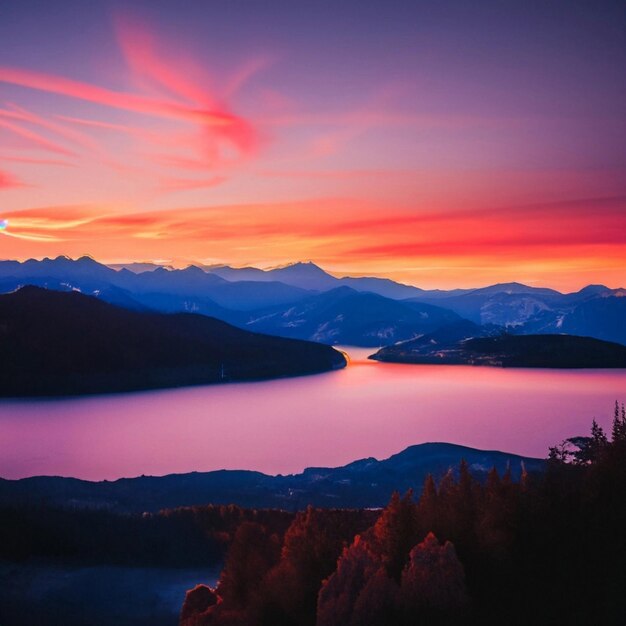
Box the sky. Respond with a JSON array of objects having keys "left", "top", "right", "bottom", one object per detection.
[{"left": 0, "top": 0, "right": 624, "bottom": 290}]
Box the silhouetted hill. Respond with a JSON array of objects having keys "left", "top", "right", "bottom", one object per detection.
[
  {"left": 372, "top": 330, "right": 626, "bottom": 368},
  {"left": 368, "top": 320, "right": 496, "bottom": 360},
  {"left": 0, "top": 287, "right": 346, "bottom": 397},
  {"left": 0, "top": 443, "right": 543, "bottom": 512}
]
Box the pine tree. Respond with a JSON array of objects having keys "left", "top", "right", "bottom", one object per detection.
[
  {"left": 372, "top": 491, "right": 420, "bottom": 582},
  {"left": 419, "top": 474, "right": 437, "bottom": 509},
  {"left": 217, "top": 521, "right": 281, "bottom": 608},
  {"left": 612, "top": 400, "right": 626, "bottom": 443},
  {"left": 418, "top": 474, "right": 438, "bottom": 536},
  {"left": 548, "top": 444, "right": 565, "bottom": 464},
  {"left": 486, "top": 466, "right": 501, "bottom": 493},
  {"left": 434, "top": 468, "right": 457, "bottom": 540},
  {"left": 612, "top": 401, "right": 621, "bottom": 442},
  {"left": 455, "top": 460, "right": 478, "bottom": 545},
  {"left": 315, "top": 536, "right": 381, "bottom": 626},
  {"left": 458, "top": 459, "right": 473, "bottom": 495},
  {"left": 437, "top": 468, "right": 456, "bottom": 500},
  {"left": 590, "top": 419, "right": 608, "bottom": 461}
]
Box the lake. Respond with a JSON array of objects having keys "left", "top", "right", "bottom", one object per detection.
[
  {"left": 0, "top": 561, "right": 220, "bottom": 626},
  {"left": 0, "top": 347, "right": 624, "bottom": 480}
]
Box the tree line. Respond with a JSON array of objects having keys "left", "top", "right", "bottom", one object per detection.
[{"left": 181, "top": 402, "right": 626, "bottom": 625}]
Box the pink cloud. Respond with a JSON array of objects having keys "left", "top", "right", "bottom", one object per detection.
[
  {"left": 0, "top": 104, "right": 98, "bottom": 153},
  {"left": 0, "top": 65, "right": 226, "bottom": 126},
  {"left": 0, "top": 64, "right": 257, "bottom": 164},
  {"left": 0, "top": 17, "right": 264, "bottom": 202},
  {"left": 0, "top": 117, "right": 76, "bottom": 156},
  {"left": 56, "top": 114, "right": 152, "bottom": 138},
  {"left": 113, "top": 15, "right": 217, "bottom": 109}
]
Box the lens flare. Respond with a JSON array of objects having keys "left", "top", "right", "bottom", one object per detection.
[{"left": 0, "top": 219, "right": 8, "bottom": 230}]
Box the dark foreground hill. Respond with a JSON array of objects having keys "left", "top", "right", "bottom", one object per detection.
[
  {"left": 2, "top": 421, "right": 625, "bottom": 626},
  {"left": 179, "top": 422, "right": 626, "bottom": 626},
  {"left": 371, "top": 326, "right": 626, "bottom": 368},
  {"left": 0, "top": 287, "right": 345, "bottom": 397},
  {"left": 0, "top": 443, "right": 543, "bottom": 512}
]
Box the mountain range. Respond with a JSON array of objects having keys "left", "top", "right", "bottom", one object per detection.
[
  {"left": 410, "top": 282, "right": 626, "bottom": 344},
  {"left": 0, "top": 442, "right": 544, "bottom": 512},
  {"left": 0, "top": 256, "right": 624, "bottom": 348}
]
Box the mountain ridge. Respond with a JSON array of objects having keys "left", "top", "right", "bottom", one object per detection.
[
  {"left": 1, "top": 256, "right": 624, "bottom": 346},
  {"left": 0, "top": 286, "right": 346, "bottom": 397},
  {"left": 0, "top": 442, "right": 545, "bottom": 512}
]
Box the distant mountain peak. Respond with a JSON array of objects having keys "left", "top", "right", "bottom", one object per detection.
[
  {"left": 482, "top": 281, "right": 530, "bottom": 291},
  {"left": 275, "top": 261, "right": 329, "bottom": 273},
  {"left": 577, "top": 284, "right": 610, "bottom": 295},
  {"left": 29, "top": 255, "right": 98, "bottom": 267},
  {"left": 468, "top": 281, "right": 561, "bottom": 297},
  {"left": 75, "top": 255, "right": 99, "bottom": 265}
]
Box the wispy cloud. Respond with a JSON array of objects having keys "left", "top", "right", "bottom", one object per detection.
[
  {"left": 113, "top": 14, "right": 218, "bottom": 109},
  {"left": 0, "top": 104, "right": 98, "bottom": 152},
  {"left": 0, "top": 65, "right": 234, "bottom": 128},
  {"left": 0, "top": 16, "right": 261, "bottom": 194},
  {"left": 4, "top": 195, "right": 625, "bottom": 248},
  {"left": 0, "top": 155, "right": 74, "bottom": 167},
  {"left": 0, "top": 15, "right": 505, "bottom": 199},
  {"left": 0, "top": 117, "right": 76, "bottom": 156}
]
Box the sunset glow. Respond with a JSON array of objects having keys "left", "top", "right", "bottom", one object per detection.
[{"left": 1, "top": 1, "right": 624, "bottom": 290}]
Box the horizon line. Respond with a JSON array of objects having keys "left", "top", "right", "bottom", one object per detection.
[{"left": 1, "top": 253, "right": 624, "bottom": 295}]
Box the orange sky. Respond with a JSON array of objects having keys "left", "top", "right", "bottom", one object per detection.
[
  {"left": 2, "top": 194, "right": 625, "bottom": 291},
  {"left": 1, "top": 5, "right": 625, "bottom": 291}
]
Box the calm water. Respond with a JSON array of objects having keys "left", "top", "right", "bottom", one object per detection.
[
  {"left": 0, "top": 347, "right": 624, "bottom": 480},
  {"left": 0, "top": 562, "right": 220, "bottom": 625}
]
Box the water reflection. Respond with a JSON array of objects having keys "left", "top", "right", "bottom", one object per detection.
[{"left": 0, "top": 346, "right": 624, "bottom": 479}]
